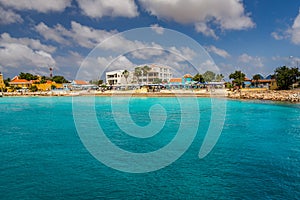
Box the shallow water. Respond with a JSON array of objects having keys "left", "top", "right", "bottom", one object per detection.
[{"left": 0, "top": 97, "right": 299, "bottom": 199}]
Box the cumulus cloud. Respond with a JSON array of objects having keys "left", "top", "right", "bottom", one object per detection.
[
  {"left": 290, "top": 9, "right": 300, "bottom": 45},
  {"left": 0, "top": 7, "right": 23, "bottom": 24},
  {"left": 0, "top": 0, "right": 71, "bottom": 12},
  {"left": 76, "top": 0, "right": 138, "bottom": 18},
  {"left": 0, "top": 33, "right": 56, "bottom": 53},
  {"left": 35, "top": 21, "right": 117, "bottom": 48},
  {"left": 139, "top": 0, "right": 255, "bottom": 38},
  {"left": 195, "top": 22, "right": 218, "bottom": 39},
  {"left": 271, "top": 9, "right": 300, "bottom": 45},
  {"left": 150, "top": 24, "right": 164, "bottom": 34},
  {"left": 77, "top": 55, "right": 135, "bottom": 80},
  {"left": 0, "top": 43, "right": 55, "bottom": 68},
  {"left": 205, "top": 45, "right": 230, "bottom": 58},
  {"left": 238, "top": 53, "right": 263, "bottom": 68}
]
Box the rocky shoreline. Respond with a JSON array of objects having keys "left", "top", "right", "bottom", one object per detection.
[
  {"left": 227, "top": 90, "right": 300, "bottom": 103},
  {"left": 1, "top": 89, "right": 300, "bottom": 103}
]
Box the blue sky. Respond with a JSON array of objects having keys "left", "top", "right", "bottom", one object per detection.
[{"left": 0, "top": 0, "right": 300, "bottom": 80}]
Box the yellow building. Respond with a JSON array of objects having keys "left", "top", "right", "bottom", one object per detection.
[{"left": 0, "top": 72, "right": 6, "bottom": 90}]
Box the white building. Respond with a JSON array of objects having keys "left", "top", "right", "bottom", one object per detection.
[
  {"left": 106, "top": 70, "right": 132, "bottom": 86},
  {"left": 105, "top": 65, "right": 173, "bottom": 86},
  {"left": 135, "top": 64, "right": 173, "bottom": 84}
]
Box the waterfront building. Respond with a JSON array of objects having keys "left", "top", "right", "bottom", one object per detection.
[
  {"left": 133, "top": 64, "right": 173, "bottom": 84},
  {"left": 0, "top": 72, "right": 5, "bottom": 90},
  {"left": 105, "top": 65, "right": 172, "bottom": 86},
  {"left": 71, "top": 80, "right": 92, "bottom": 90},
  {"left": 105, "top": 70, "right": 132, "bottom": 86},
  {"left": 9, "top": 76, "right": 32, "bottom": 89}
]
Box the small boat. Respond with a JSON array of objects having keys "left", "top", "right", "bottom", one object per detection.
[{"left": 0, "top": 92, "right": 3, "bottom": 97}]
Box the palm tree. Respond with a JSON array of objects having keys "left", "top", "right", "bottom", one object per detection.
[
  {"left": 134, "top": 67, "right": 142, "bottom": 84},
  {"left": 122, "top": 70, "right": 130, "bottom": 90},
  {"left": 142, "top": 65, "right": 151, "bottom": 84},
  {"left": 215, "top": 74, "right": 224, "bottom": 82},
  {"left": 229, "top": 70, "right": 245, "bottom": 92},
  {"left": 252, "top": 74, "right": 261, "bottom": 88}
]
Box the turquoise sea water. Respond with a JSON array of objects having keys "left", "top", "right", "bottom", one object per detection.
[{"left": 0, "top": 97, "right": 299, "bottom": 199}]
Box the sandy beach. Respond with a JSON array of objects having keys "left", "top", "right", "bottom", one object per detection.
[{"left": 2, "top": 89, "right": 300, "bottom": 102}]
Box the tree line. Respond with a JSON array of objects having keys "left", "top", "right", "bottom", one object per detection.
[{"left": 228, "top": 66, "right": 300, "bottom": 90}]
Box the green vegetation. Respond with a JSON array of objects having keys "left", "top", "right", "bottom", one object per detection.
[
  {"left": 29, "top": 85, "right": 38, "bottom": 92},
  {"left": 4, "top": 78, "right": 10, "bottom": 87},
  {"left": 252, "top": 74, "right": 261, "bottom": 87},
  {"left": 192, "top": 73, "right": 204, "bottom": 83},
  {"left": 19, "top": 72, "right": 39, "bottom": 81},
  {"left": 52, "top": 76, "right": 69, "bottom": 84},
  {"left": 134, "top": 67, "right": 142, "bottom": 83},
  {"left": 122, "top": 70, "right": 130, "bottom": 85},
  {"left": 274, "top": 66, "right": 300, "bottom": 90},
  {"left": 203, "top": 71, "right": 216, "bottom": 82},
  {"left": 215, "top": 74, "right": 224, "bottom": 82},
  {"left": 229, "top": 71, "right": 246, "bottom": 87},
  {"left": 153, "top": 78, "right": 162, "bottom": 84}
]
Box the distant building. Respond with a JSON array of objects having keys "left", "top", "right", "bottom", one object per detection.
[
  {"left": 0, "top": 72, "right": 5, "bottom": 89},
  {"left": 133, "top": 64, "right": 173, "bottom": 84},
  {"left": 9, "top": 76, "right": 32, "bottom": 88},
  {"left": 169, "top": 74, "right": 193, "bottom": 86},
  {"left": 71, "top": 80, "right": 92, "bottom": 90},
  {"left": 139, "top": 64, "right": 173, "bottom": 84},
  {"left": 105, "top": 65, "right": 173, "bottom": 86},
  {"left": 105, "top": 70, "right": 130, "bottom": 86}
]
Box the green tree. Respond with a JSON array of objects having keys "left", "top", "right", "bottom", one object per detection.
[
  {"left": 52, "top": 76, "right": 69, "bottom": 84},
  {"left": 134, "top": 67, "right": 142, "bottom": 84},
  {"left": 51, "top": 85, "right": 57, "bottom": 90},
  {"left": 153, "top": 78, "right": 162, "bottom": 84},
  {"left": 203, "top": 71, "right": 216, "bottom": 82},
  {"left": 4, "top": 78, "right": 11, "bottom": 87},
  {"left": 193, "top": 73, "right": 204, "bottom": 83},
  {"left": 19, "top": 72, "right": 38, "bottom": 80},
  {"left": 215, "top": 74, "right": 224, "bottom": 82},
  {"left": 229, "top": 70, "right": 245, "bottom": 87},
  {"left": 98, "top": 80, "right": 103, "bottom": 85},
  {"left": 252, "top": 74, "right": 261, "bottom": 87},
  {"left": 29, "top": 85, "right": 38, "bottom": 92},
  {"left": 122, "top": 70, "right": 130, "bottom": 84},
  {"left": 274, "top": 66, "right": 300, "bottom": 90},
  {"left": 142, "top": 65, "right": 151, "bottom": 84}
]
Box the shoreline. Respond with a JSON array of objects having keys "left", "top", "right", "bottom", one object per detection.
[{"left": 1, "top": 89, "right": 300, "bottom": 103}]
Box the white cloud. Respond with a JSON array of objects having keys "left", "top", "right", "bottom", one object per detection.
[
  {"left": 0, "top": 43, "right": 55, "bottom": 68},
  {"left": 238, "top": 53, "right": 263, "bottom": 67},
  {"left": 150, "top": 24, "right": 164, "bottom": 34},
  {"left": 195, "top": 22, "right": 218, "bottom": 39},
  {"left": 290, "top": 9, "right": 300, "bottom": 45},
  {"left": 271, "top": 31, "right": 286, "bottom": 40},
  {"left": 70, "top": 21, "right": 117, "bottom": 48},
  {"left": 77, "top": 55, "right": 134, "bottom": 80},
  {"left": 0, "top": 33, "right": 56, "bottom": 53},
  {"left": 205, "top": 45, "right": 230, "bottom": 58},
  {"left": 0, "top": 7, "right": 23, "bottom": 24},
  {"left": 271, "top": 9, "right": 300, "bottom": 45},
  {"left": 139, "top": 0, "right": 255, "bottom": 38},
  {"left": 35, "top": 21, "right": 117, "bottom": 48},
  {"left": 0, "top": 0, "right": 71, "bottom": 12},
  {"left": 35, "top": 22, "right": 71, "bottom": 45},
  {"left": 76, "top": 0, "right": 138, "bottom": 18}
]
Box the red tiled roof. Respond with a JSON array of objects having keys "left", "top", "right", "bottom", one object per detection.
[
  {"left": 9, "top": 79, "right": 32, "bottom": 84},
  {"left": 169, "top": 78, "right": 182, "bottom": 83},
  {"left": 183, "top": 74, "right": 193, "bottom": 78},
  {"left": 73, "top": 80, "right": 88, "bottom": 85},
  {"left": 252, "top": 79, "right": 276, "bottom": 83}
]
